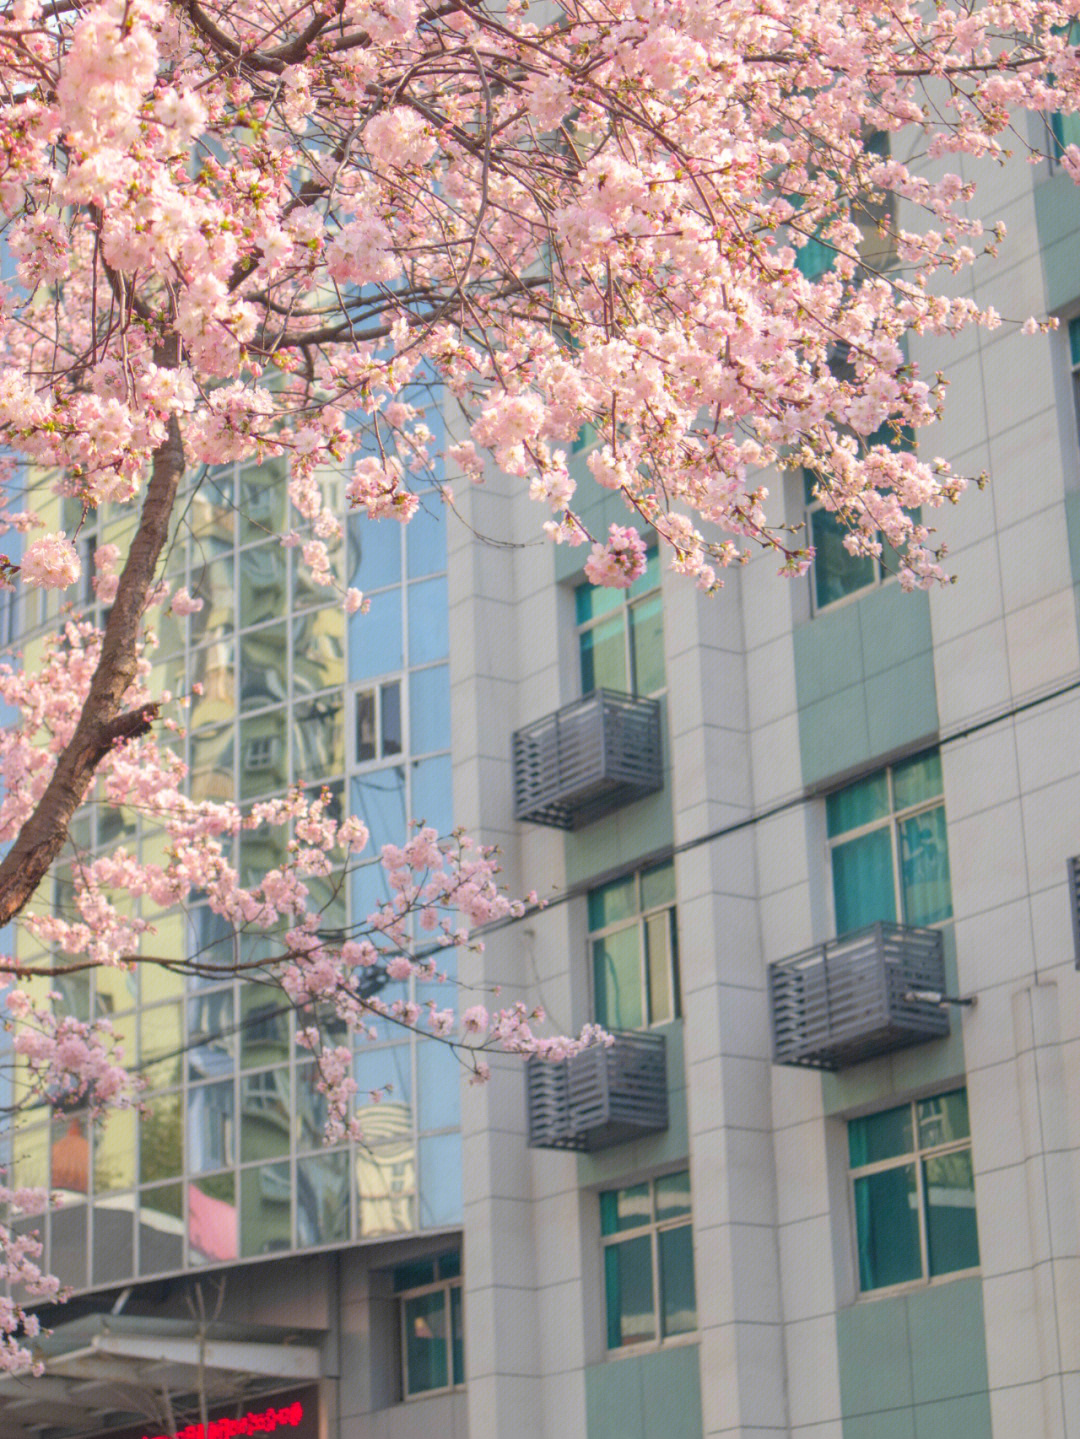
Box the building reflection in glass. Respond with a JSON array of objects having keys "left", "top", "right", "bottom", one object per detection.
[{"left": 355, "top": 1101, "right": 416, "bottom": 1236}]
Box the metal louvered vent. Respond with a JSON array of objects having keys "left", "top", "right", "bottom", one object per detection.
[
  {"left": 769, "top": 922, "right": 950, "bottom": 1071},
  {"left": 1070, "top": 857, "right": 1080, "bottom": 969},
  {"left": 526, "top": 1031, "right": 668, "bottom": 1151},
  {"left": 512, "top": 690, "right": 662, "bottom": 829}
]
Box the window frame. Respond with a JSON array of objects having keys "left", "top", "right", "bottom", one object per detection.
[
  {"left": 396, "top": 1260, "right": 465, "bottom": 1400},
  {"left": 827, "top": 751, "right": 952, "bottom": 935},
  {"left": 848, "top": 1090, "right": 980, "bottom": 1298},
  {"left": 599, "top": 1171, "right": 697, "bottom": 1355},
  {"left": 575, "top": 551, "right": 665, "bottom": 699},
  {"left": 348, "top": 672, "right": 406, "bottom": 770},
  {"left": 588, "top": 865, "right": 680, "bottom": 1031}
]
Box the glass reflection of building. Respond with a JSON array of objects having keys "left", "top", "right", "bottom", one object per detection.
[{"left": 10, "top": 456, "right": 459, "bottom": 1290}]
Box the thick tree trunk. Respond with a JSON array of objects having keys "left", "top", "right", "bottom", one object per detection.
[{"left": 0, "top": 410, "right": 186, "bottom": 929}]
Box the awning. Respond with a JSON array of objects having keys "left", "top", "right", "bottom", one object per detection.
[{"left": 0, "top": 1313, "right": 324, "bottom": 1439}]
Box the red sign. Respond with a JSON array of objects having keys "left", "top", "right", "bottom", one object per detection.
[{"left": 142, "top": 1400, "right": 304, "bottom": 1439}]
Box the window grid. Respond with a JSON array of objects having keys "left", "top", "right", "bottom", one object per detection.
[
  {"left": 588, "top": 865, "right": 680, "bottom": 1031},
  {"left": 576, "top": 550, "right": 665, "bottom": 698},
  {"left": 11, "top": 465, "right": 458, "bottom": 1290},
  {"left": 827, "top": 751, "right": 952, "bottom": 935},
  {"left": 849, "top": 1090, "right": 979, "bottom": 1294},
  {"left": 395, "top": 1253, "right": 464, "bottom": 1398},
  {"left": 600, "top": 1172, "right": 696, "bottom": 1352}
]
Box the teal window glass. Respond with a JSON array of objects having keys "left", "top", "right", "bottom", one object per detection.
[
  {"left": 604, "top": 1233, "right": 655, "bottom": 1348},
  {"left": 827, "top": 771, "right": 889, "bottom": 837},
  {"left": 850, "top": 1090, "right": 979, "bottom": 1293},
  {"left": 924, "top": 1151, "right": 980, "bottom": 1276},
  {"left": 854, "top": 1165, "right": 922, "bottom": 1291},
  {"left": 601, "top": 1172, "right": 695, "bottom": 1350},
  {"left": 831, "top": 828, "right": 897, "bottom": 932},
  {"left": 810, "top": 506, "right": 879, "bottom": 611},
  {"left": 848, "top": 1103, "right": 914, "bottom": 1167},
  {"left": 590, "top": 864, "right": 679, "bottom": 1029},
  {"left": 828, "top": 751, "right": 951, "bottom": 935},
  {"left": 577, "top": 550, "right": 664, "bottom": 695}
]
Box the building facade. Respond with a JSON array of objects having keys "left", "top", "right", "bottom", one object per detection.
[{"left": 4, "top": 115, "right": 1080, "bottom": 1439}]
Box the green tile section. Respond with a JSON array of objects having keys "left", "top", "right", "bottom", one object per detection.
[
  {"left": 578, "top": 1021, "right": 688, "bottom": 1187},
  {"left": 837, "top": 1277, "right": 990, "bottom": 1439},
  {"left": 585, "top": 1342, "right": 702, "bottom": 1439},
  {"left": 823, "top": 929, "right": 964, "bottom": 1115},
  {"left": 1033, "top": 172, "right": 1080, "bottom": 314},
  {"left": 794, "top": 587, "right": 938, "bottom": 788}
]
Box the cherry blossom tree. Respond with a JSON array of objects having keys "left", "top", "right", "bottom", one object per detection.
[{"left": 0, "top": 0, "right": 1078, "bottom": 1371}]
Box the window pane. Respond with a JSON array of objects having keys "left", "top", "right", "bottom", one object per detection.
[
  {"left": 140, "top": 1092, "right": 183, "bottom": 1184},
  {"left": 239, "top": 708, "right": 288, "bottom": 800},
  {"left": 293, "top": 609, "right": 345, "bottom": 693},
  {"left": 356, "top": 689, "right": 376, "bottom": 762},
  {"left": 188, "top": 1081, "right": 236, "bottom": 1172},
  {"left": 139, "top": 1184, "right": 184, "bottom": 1276},
  {"left": 297, "top": 1151, "right": 350, "bottom": 1248},
  {"left": 645, "top": 910, "right": 677, "bottom": 1024},
  {"left": 588, "top": 873, "right": 637, "bottom": 931},
  {"left": 899, "top": 805, "right": 952, "bottom": 925},
  {"left": 917, "top": 1090, "right": 970, "bottom": 1148},
  {"left": 811, "top": 507, "right": 878, "bottom": 611},
  {"left": 580, "top": 614, "right": 626, "bottom": 694},
  {"left": 188, "top": 1172, "right": 238, "bottom": 1265},
  {"left": 659, "top": 1225, "right": 696, "bottom": 1337},
  {"left": 239, "top": 623, "right": 288, "bottom": 709},
  {"left": 893, "top": 749, "right": 943, "bottom": 810},
  {"left": 849, "top": 1104, "right": 914, "bottom": 1167},
  {"left": 831, "top": 827, "right": 896, "bottom": 933},
  {"left": 924, "top": 1151, "right": 980, "bottom": 1277},
  {"left": 827, "top": 771, "right": 889, "bottom": 837},
  {"left": 605, "top": 1234, "right": 656, "bottom": 1347},
  {"left": 853, "top": 1164, "right": 922, "bottom": 1291},
  {"left": 600, "top": 1182, "right": 651, "bottom": 1236},
  {"left": 655, "top": 1170, "right": 692, "bottom": 1222},
  {"left": 381, "top": 679, "right": 403, "bottom": 755},
  {"left": 641, "top": 861, "right": 675, "bottom": 911},
  {"left": 293, "top": 696, "right": 345, "bottom": 781},
  {"left": 240, "top": 1069, "right": 291, "bottom": 1162},
  {"left": 593, "top": 927, "right": 644, "bottom": 1030},
  {"left": 576, "top": 580, "right": 622, "bottom": 626},
  {"left": 404, "top": 1290, "right": 450, "bottom": 1393},
  {"left": 240, "top": 1162, "right": 291, "bottom": 1258},
  {"left": 630, "top": 592, "right": 665, "bottom": 694},
  {"left": 450, "top": 1283, "right": 465, "bottom": 1385}
]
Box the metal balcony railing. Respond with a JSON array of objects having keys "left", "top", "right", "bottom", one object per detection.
[
  {"left": 768, "top": 922, "right": 950, "bottom": 1070},
  {"left": 526, "top": 1031, "right": 668, "bottom": 1152},
  {"left": 512, "top": 690, "right": 662, "bottom": 829}
]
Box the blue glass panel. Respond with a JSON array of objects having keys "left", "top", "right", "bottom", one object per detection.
[
  {"left": 831, "top": 827, "right": 897, "bottom": 932},
  {"left": 419, "top": 1132, "right": 463, "bottom": 1227},
  {"left": 408, "top": 577, "right": 450, "bottom": 664},
  {"left": 412, "top": 755, "right": 453, "bottom": 833},
  {"left": 406, "top": 504, "right": 447, "bottom": 578},
  {"left": 348, "top": 514, "right": 401, "bottom": 590},
  {"left": 350, "top": 765, "right": 406, "bottom": 855},
  {"left": 354, "top": 1042, "right": 413, "bottom": 1111},
  {"left": 418, "top": 1038, "right": 461, "bottom": 1131},
  {"left": 409, "top": 664, "right": 451, "bottom": 756},
  {"left": 348, "top": 588, "right": 403, "bottom": 679}
]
